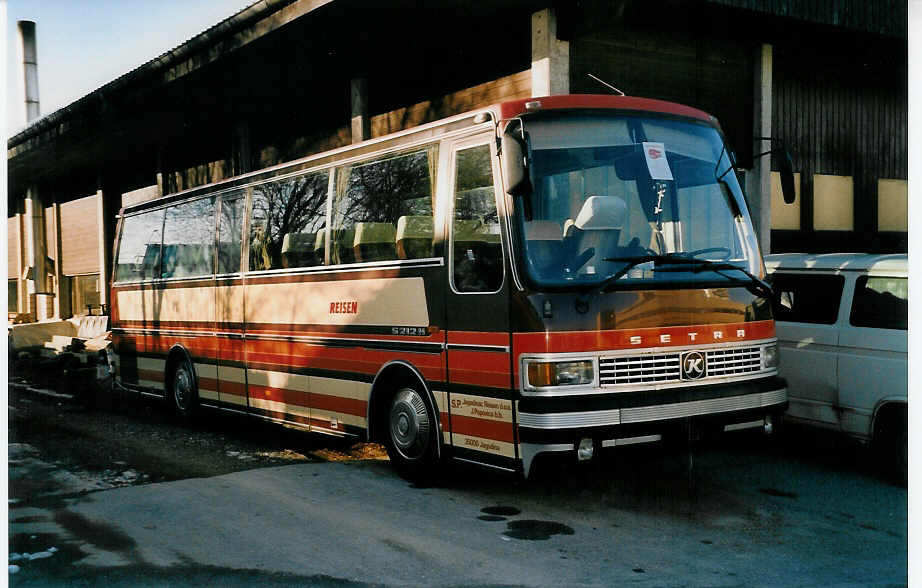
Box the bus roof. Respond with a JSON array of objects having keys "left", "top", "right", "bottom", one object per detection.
[
  {"left": 122, "top": 94, "right": 717, "bottom": 216},
  {"left": 496, "top": 95, "right": 715, "bottom": 124}
]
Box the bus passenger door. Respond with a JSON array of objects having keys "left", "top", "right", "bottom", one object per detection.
[
  {"left": 443, "top": 138, "right": 516, "bottom": 471},
  {"left": 214, "top": 191, "right": 249, "bottom": 410}
]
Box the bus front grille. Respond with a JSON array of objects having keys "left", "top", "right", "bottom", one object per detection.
[{"left": 599, "top": 346, "right": 763, "bottom": 385}]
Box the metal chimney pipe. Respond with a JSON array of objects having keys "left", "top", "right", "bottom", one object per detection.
[{"left": 18, "top": 20, "right": 41, "bottom": 123}]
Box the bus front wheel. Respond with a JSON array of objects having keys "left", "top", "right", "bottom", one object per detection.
[
  {"left": 386, "top": 387, "right": 438, "bottom": 481},
  {"left": 169, "top": 356, "right": 199, "bottom": 420}
]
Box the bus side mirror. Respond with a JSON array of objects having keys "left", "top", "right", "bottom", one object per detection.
[
  {"left": 501, "top": 133, "right": 531, "bottom": 196},
  {"left": 779, "top": 150, "right": 796, "bottom": 204}
]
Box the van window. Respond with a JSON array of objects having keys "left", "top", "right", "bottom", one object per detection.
[
  {"left": 161, "top": 197, "right": 216, "bottom": 278},
  {"left": 331, "top": 146, "right": 436, "bottom": 265},
  {"left": 115, "top": 209, "right": 165, "bottom": 282},
  {"left": 768, "top": 273, "right": 844, "bottom": 324},
  {"left": 850, "top": 276, "right": 908, "bottom": 330},
  {"left": 249, "top": 170, "right": 329, "bottom": 271}
]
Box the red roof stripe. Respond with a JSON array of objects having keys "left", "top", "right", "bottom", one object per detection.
[{"left": 497, "top": 94, "right": 715, "bottom": 123}]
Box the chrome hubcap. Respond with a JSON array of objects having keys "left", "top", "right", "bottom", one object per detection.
[
  {"left": 174, "top": 364, "right": 192, "bottom": 409},
  {"left": 389, "top": 388, "right": 430, "bottom": 461}
]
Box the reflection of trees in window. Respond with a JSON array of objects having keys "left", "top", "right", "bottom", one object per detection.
[
  {"left": 217, "top": 194, "right": 244, "bottom": 274},
  {"left": 454, "top": 146, "right": 497, "bottom": 224},
  {"left": 115, "top": 210, "right": 164, "bottom": 282},
  {"left": 161, "top": 197, "right": 216, "bottom": 278},
  {"left": 332, "top": 147, "right": 436, "bottom": 264},
  {"left": 451, "top": 144, "right": 502, "bottom": 292},
  {"left": 249, "top": 171, "right": 329, "bottom": 271}
]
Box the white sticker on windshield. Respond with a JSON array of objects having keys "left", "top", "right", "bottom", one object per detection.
[{"left": 642, "top": 142, "right": 673, "bottom": 181}]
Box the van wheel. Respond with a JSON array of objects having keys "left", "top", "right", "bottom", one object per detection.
[
  {"left": 386, "top": 386, "right": 438, "bottom": 482},
  {"left": 874, "top": 406, "right": 907, "bottom": 484},
  {"left": 170, "top": 356, "right": 198, "bottom": 419}
]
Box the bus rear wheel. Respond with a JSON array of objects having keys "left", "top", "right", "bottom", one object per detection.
[
  {"left": 386, "top": 387, "right": 438, "bottom": 481},
  {"left": 169, "top": 356, "right": 199, "bottom": 420}
]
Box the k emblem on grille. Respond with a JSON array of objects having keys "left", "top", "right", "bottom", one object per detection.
[{"left": 681, "top": 351, "right": 707, "bottom": 380}]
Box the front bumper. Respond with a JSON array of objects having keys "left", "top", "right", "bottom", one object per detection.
[{"left": 517, "top": 376, "right": 787, "bottom": 477}]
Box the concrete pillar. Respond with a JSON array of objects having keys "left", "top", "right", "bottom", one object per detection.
[
  {"left": 96, "top": 189, "right": 108, "bottom": 308},
  {"left": 531, "top": 8, "right": 569, "bottom": 97},
  {"left": 24, "top": 186, "right": 50, "bottom": 319},
  {"left": 748, "top": 43, "right": 773, "bottom": 254},
  {"left": 15, "top": 212, "right": 26, "bottom": 314},
  {"left": 351, "top": 78, "right": 370, "bottom": 143},
  {"left": 51, "top": 202, "right": 65, "bottom": 318}
]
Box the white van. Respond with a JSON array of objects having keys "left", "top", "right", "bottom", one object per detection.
[{"left": 764, "top": 253, "right": 907, "bottom": 471}]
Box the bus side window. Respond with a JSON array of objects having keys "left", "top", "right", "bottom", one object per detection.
[
  {"left": 249, "top": 170, "right": 329, "bottom": 271},
  {"left": 161, "top": 197, "right": 216, "bottom": 279},
  {"left": 115, "top": 209, "right": 164, "bottom": 282},
  {"left": 331, "top": 146, "right": 436, "bottom": 265},
  {"left": 217, "top": 194, "right": 244, "bottom": 274},
  {"left": 451, "top": 144, "right": 502, "bottom": 293}
]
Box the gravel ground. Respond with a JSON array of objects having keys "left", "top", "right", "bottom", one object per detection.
[{"left": 8, "top": 381, "right": 387, "bottom": 502}]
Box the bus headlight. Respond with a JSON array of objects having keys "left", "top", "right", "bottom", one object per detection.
[
  {"left": 763, "top": 343, "right": 779, "bottom": 369},
  {"left": 526, "top": 360, "right": 594, "bottom": 387}
]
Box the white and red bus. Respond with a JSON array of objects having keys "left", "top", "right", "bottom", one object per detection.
[{"left": 110, "top": 95, "right": 788, "bottom": 479}]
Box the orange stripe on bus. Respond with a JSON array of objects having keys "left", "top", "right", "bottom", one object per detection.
[
  {"left": 447, "top": 350, "right": 509, "bottom": 388},
  {"left": 247, "top": 384, "right": 309, "bottom": 408},
  {"left": 137, "top": 369, "right": 163, "bottom": 382},
  {"left": 513, "top": 320, "right": 775, "bottom": 354},
  {"left": 310, "top": 393, "right": 367, "bottom": 417},
  {"left": 449, "top": 414, "right": 515, "bottom": 443},
  {"left": 218, "top": 380, "right": 247, "bottom": 396}
]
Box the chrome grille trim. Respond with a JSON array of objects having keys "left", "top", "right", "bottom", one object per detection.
[
  {"left": 517, "top": 388, "right": 787, "bottom": 429},
  {"left": 620, "top": 389, "right": 787, "bottom": 424},
  {"left": 518, "top": 408, "right": 622, "bottom": 429},
  {"left": 599, "top": 345, "right": 764, "bottom": 386}
]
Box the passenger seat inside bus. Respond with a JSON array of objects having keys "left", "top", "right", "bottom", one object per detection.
[
  {"left": 396, "top": 215, "right": 434, "bottom": 260},
  {"left": 354, "top": 222, "right": 397, "bottom": 262},
  {"left": 563, "top": 195, "right": 627, "bottom": 274},
  {"left": 331, "top": 228, "right": 356, "bottom": 265},
  {"left": 281, "top": 232, "right": 318, "bottom": 268}
]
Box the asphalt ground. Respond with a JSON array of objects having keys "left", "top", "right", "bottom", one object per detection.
[{"left": 8, "top": 384, "right": 908, "bottom": 587}]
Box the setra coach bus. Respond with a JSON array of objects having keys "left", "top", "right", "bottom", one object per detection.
[{"left": 110, "top": 94, "right": 791, "bottom": 479}]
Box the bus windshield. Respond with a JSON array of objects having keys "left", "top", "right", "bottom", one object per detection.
[{"left": 513, "top": 113, "right": 762, "bottom": 290}]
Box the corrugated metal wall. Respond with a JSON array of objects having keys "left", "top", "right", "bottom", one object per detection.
[
  {"left": 771, "top": 36, "right": 907, "bottom": 252},
  {"left": 570, "top": 27, "right": 753, "bottom": 165},
  {"left": 705, "top": 0, "right": 906, "bottom": 38}
]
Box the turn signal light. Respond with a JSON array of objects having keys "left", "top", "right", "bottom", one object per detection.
[{"left": 526, "top": 360, "right": 594, "bottom": 388}]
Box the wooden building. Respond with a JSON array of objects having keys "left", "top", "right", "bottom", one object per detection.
[{"left": 6, "top": 0, "right": 908, "bottom": 320}]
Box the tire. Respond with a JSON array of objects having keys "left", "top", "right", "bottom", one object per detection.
[
  {"left": 874, "top": 407, "right": 907, "bottom": 484},
  {"left": 169, "top": 355, "right": 199, "bottom": 420},
  {"left": 385, "top": 386, "right": 439, "bottom": 482}
]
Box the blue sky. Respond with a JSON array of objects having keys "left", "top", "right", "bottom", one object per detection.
[{"left": 5, "top": 0, "right": 254, "bottom": 134}]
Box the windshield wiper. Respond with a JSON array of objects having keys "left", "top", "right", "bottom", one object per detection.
[
  {"left": 582, "top": 254, "right": 774, "bottom": 299},
  {"left": 653, "top": 258, "right": 774, "bottom": 299}
]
